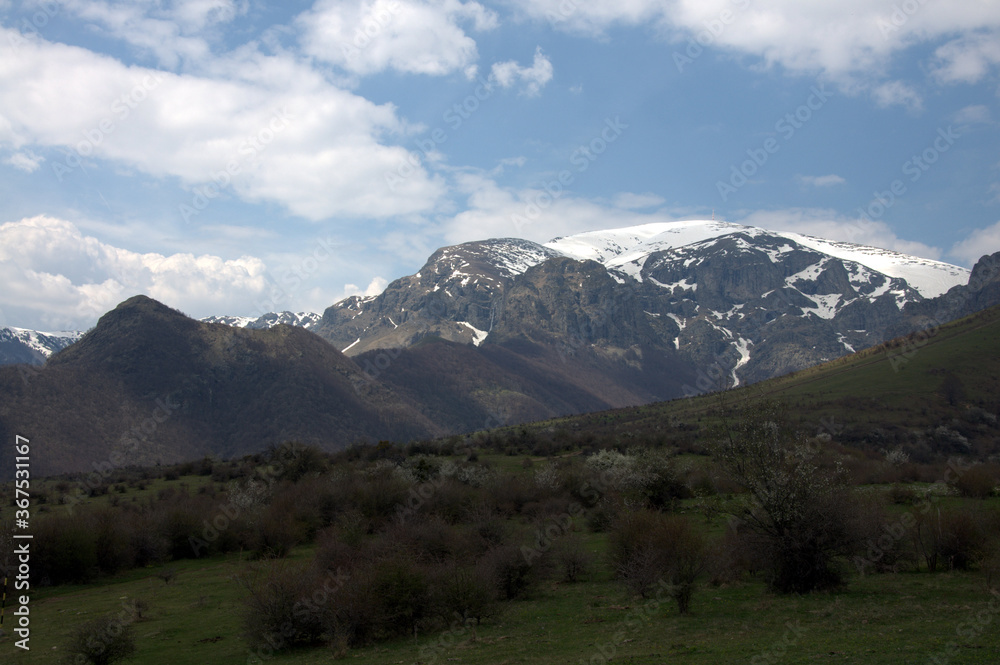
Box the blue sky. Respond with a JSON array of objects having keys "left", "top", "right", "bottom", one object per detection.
[{"left": 1, "top": 0, "right": 999, "bottom": 330}]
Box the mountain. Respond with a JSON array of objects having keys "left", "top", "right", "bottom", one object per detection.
[
  {"left": 4, "top": 222, "right": 997, "bottom": 477},
  {"left": 0, "top": 296, "right": 444, "bottom": 477},
  {"left": 315, "top": 221, "right": 972, "bottom": 388},
  {"left": 517, "top": 303, "right": 1000, "bottom": 463},
  {"left": 0, "top": 327, "right": 84, "bottom": 365},
  {"left": 312, "top": 238, "right": 559, "bottom": 354},
  {"left": 0, "top": 312, "right": 322, "bottom": 368},
  {"left": 201, "top": 311, "right": 322, "bottom": 330}
]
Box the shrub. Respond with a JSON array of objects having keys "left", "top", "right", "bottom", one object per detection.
[
  {"left": 849, "top": 495, "right": 914, "bottom": 574},
  {"left": 325, "top": 567, "right": 379, "bottom": 647},
  {"left": 477, "top": 545, "right": 536, "bottom": 600},
  {"left": 554, "top": 535, "right": 593, "bottom": 583},
  {"left": 429, "top": 565, "right": 498, "bottom": 630},
  {"left": 253, "top": 506, "right": 302, "bottom": 559},
  {"left": 63, "top": 613, "right": 137, "bottom": 665},
  {"left": 609, "top": 511, "right": 706, "bottom": 613},
  {"left": 939, "top": 509, "right": 988, "bottom": 571},
  {"left": 952, "top": 466, "right": 997, "bottom": 499},
  {"left": 236, "top": 562, "right": 325, "bottom": 652},
  {"left": 33, "top": 514, "right": 98, "bottom": 585},
  {"left": 93, "top": 508, "right": 135, "bottom": 575},
  {"left": 370, "top": 559, "right": 431, "bottom": 637},
  {"left": 887, "top": 484, "right": 919, "bottom": 505}
]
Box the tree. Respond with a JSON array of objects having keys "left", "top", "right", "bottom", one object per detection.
[{"left": 713, "top": 400, "right": 855, "bottom": 593}]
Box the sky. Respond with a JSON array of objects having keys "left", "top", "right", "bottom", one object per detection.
[{"left": 1, "top": 0, "right": 999, "bottom": 331}]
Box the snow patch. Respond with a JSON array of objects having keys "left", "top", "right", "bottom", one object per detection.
[{"left": 459, "top": 322, "right": 489, "bottom": 346}]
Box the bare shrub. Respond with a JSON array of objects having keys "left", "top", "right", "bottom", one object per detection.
[
  {"left": 952, "top": 465, "right": 998, "bottom": 499},
  {"left": 63, "top": 613, "right": 137, "bottom": 665},
  {"left": 609, "top": 510, "right": 707, "bottom": 613},
  {"left": 236, "top": 562, "right": 325, "bottom": 652},
  {"left": 370, "top": 559, "right": 431, "bottom": 638},
  {"left": 887, "top": 484, "right": 919, "bottom": 505},
  {"left": 554, "top": 535, "right": 593, "bottom": 583},
  {"left": 477, "top": 545, "right": 537, "bottom": 600},
  {"left": 428, "top": 564, "right": 499, "bottom": 633}
]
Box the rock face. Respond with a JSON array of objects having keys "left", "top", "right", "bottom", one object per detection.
[
  {"left": 315, "top": 221, "right": 979, "bottom": 391},
  {"left": 312, "top": 238, "right": 560, "bottom": 354},
  {"left": 897, "top": 251, "right": 1000, "bottom": 332}
]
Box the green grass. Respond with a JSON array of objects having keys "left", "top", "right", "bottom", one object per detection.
[{"left": 4, "top": 550, "right": 998, "bottom": 664}]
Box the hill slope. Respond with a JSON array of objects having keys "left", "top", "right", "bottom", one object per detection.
[
  {"left": 520, "top": 303, "right": 1000, "bottom": 462},
  {"left": 0, "top": 296, "right": 443, "bottom": 477}
]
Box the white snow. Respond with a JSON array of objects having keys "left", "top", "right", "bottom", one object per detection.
[
  {"left": 801, "top": 293, "right": 843, "bottom": 320},
  {"left": 731, "top": 337, "right": 752, "bottom": 387},
  {"left": 342, "top": 338, "right": 361, "bottom": 353},
  {"left": 459, "top": 322, "right": 489, "bottom": 346},
  {"left": 4, "top": 327, "right": 85, "bottom": 357},
  {"left": 666, "top": 313, "right": 687, "bottom": 330},
  {"left": 543, "top": 220, "right": 968, "bottom": 300},
  {"left": 776, "top": 231, "right": 968, "bottom": 298}
]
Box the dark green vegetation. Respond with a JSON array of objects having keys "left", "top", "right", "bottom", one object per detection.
[{"left": 2, "top": 391, "right": 999, "bottom": 663}]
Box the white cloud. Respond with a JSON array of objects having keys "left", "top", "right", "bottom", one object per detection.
[
  {"left": 3, "top": 149, "right": 43, "bottom": 172},
  {"left": 49, "top": 0, "right": 247, "bottom": 69},
  {"left": 510, "top": 1, "right": 1000, "bottom": 94},
  {"left": 0, "top": 216, "right": 274, "bottom": 329},
  {"left": 931, "top": 31, "right": 1000, "bottom": 84},
  {"left": 952, "top": 104, "right": 992, "bottom": 126},
  {"left": 339, "top": 275, "right": 390, "bottom": 302},
  {"left": 0, "top": 29, "right": 445, "bottom": 220},
  {"left": 614, "top": 192, "right": 666, "bottom": 209},
  {"left": 871, "top": 80, "right": 922, "bottom": 111},
  {"left": 796, "top": 174, "right": 846, "bottom": 188},
  {"left": 950, "top": 220, "right": 1000, "bottom": 267},
  {"left": 297, "top": 0, "right": 497, "bottom": 77},
  {"left": 489, "top": 47, "right": 553, "bottom": 96},
  {"left": 506, "top": 0, "right": 665, "bottom": 37},
  {"left": 439, "top": 172, "right": 681, "bottom": 245}
]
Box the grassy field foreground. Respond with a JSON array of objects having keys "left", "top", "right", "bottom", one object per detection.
[{"left": 3, "top": 541, "right": 999, "bottom": 665}]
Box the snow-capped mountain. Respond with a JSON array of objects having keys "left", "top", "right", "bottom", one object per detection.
[
  {"left": 202, "top": 311, "right": 321, "bottom": 330},
  {"left": 546, "top": 221, "right": 967, "bottom": 299},
  {"left": 312, "top": 238, "right": 561, "bottom": 353},
  {"left": 0, "top": 327, "right": 85, "bottom": 365},
  {"left": 314, "top": 220, "right": 975, "bottom": 390}
]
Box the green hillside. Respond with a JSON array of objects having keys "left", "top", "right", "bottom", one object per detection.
[{"left": 514, "top": 304, "right": 1000, "bottom": 461}]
